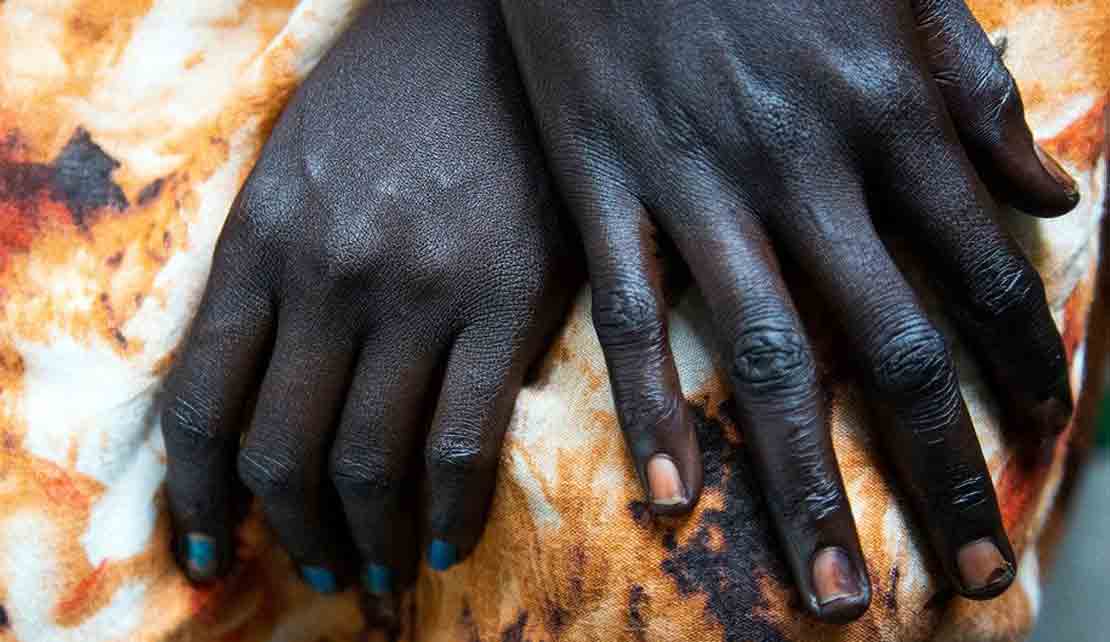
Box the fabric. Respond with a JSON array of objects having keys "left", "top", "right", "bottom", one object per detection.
[{"left": 0, "top": 1, "right": 1106, "bottom": 640}]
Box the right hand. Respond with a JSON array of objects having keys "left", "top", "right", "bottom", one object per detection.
[{"left": 501, "top": 0, "right": 1077, "bottom": 621}]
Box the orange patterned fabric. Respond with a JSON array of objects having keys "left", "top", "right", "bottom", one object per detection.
[{"left": 0, "top": 1, "right": 1105, "bottom": 641}]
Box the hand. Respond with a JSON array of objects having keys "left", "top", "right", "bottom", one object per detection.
[
  {"left": 161, "top": 0, "right": 575, "bottom": 600},
  {"left": 501, "top": 0, "right": 1076, "bottom": 621}
]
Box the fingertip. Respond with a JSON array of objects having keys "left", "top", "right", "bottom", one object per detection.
[
  {"left": 996, "top": 143, "right": 1080, "bottom": 218},
  {"left": 427, "top": 539, "right": 459, "bottom": 572},
  {"left": 1032, "top": 144, "right": 1081, "bottom": 214},
  {"left": 643, "top": 413, "right": 701, "bottom": 517},
  {"left": 813, "top": 589, "right": 871, "bottom": 624},
  {"left": 300, "top": 565, "right": 340, "bottom": 594},
  {"left": 180, "top": 532, "right": 224, "bottom": 583},
  {"left": 955, "top": 537, "right": 1016, "bottom": 600},
  {"left": 363, "top": 564, "right": 395, "bottom": 596},
  {"left": 807, "top": 546, "right": 872, "bottom": 624},
  {"left": 645, "top": 454, "right": 687, "bottom": 510}
]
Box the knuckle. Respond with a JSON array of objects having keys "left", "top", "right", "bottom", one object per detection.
[
  {"left": 161, "top": 391, "right": 220, "bottom": 454},
  {"left": 425, "top": 431, "right": 493, "bottom": 481},
  {"left": 303, "top": 230, "right": 374, "bottom": 288},
  {"left": 872, "top": 318, "right": 953, "bottom": 399},
  {"left": 592, "top": 286, "right": 662, "bottom": 350},
  {"left": 847, "top": 58, "right": 933, "bottom": 130},
  {"left": 968, "top": 56, "right": 1020, "bottom": 135},
  {"left": 965, "top": 250, "right": 1043, "bottom": 320},
  {"left": 941, "top": 463, "right": 993, "bottom": 513},
  {"left": 400, "top": 239, "right": 461, "bottom": 295},
  {"left": 730, "top": 317, "right": 816, "bottom": 398},
  {"left": 778, "top": 426, "right": 845, "bottom": 523},
  {"left": 231, "top": 176, "right": 294, "bottom": 248},
  {"left": 237, "top": 445, "right": 305, "bottom": 500},
  {"left": 329, "top": 447, "right": 403, "bottom": 501}
]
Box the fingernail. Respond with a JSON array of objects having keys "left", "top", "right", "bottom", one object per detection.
[
  {"left": 427, "top": 540, "right": 458, "bottom": 572},
  {"left": 813, "top": 547, "right": 863, "bottom": 605},
  {"left": 647, "top": 454, "right": 686, "bottom": 507},
  {"left": 184, "top": 533, "right": 217, "bottom": 579},
  {"left": 363, "top": 564, "right": 394, "bottom": 596},
  {"left": 301, "top": 565, "right": 339, "bottom": 593},
  {"left": 1035, "top": 144, "right": 1079, "bottom": 199},
  {"left": 957, "top": 538, "right": 1014, "bottom": 593}
]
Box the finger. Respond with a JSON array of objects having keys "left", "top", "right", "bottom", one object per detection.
[
  {"left": 236, "top": 310, "right": 357, "bottom": 593},
  {"left": 659, "top": 187, "right": 870, "bottom": 622},
  {"left": 422, "top": 323, "right": 533, "bottom": 570},
  {"left": 161, "top": 232, "right": 275, "bottom": 583},
  {"left": 912, "top": 0, "right": 1079, "bottom": 216},
  {"left": 876, "top": 101, "right": 1072, "bottom": 439},
  {"left": 577, "top": 188, "right": 702, "bottom": 516},
  {"left": 330, "top": 333, "right": 439, "bottom": 594},
  {"left": 768, "top": 181, "right": 1016, "bottom": 600}
]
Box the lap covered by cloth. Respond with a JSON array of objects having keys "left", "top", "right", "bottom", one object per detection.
[{"left": 0, "top": 1, "right": 1106, "bottom": 640}]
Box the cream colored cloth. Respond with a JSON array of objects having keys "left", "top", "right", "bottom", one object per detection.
[{"left": 0, "top": 1, "right": 1105, "bottom": 640}]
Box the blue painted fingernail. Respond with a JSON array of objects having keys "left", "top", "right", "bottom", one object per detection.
[
  {"left": 364, "top": 564, "right": 394, "bottom": 596},
  {"left": 301, "top": 565, "right": 338, "bottom": 593},
  {"left": 427, "top": 540, "right": 458, "bottom": 571},
  {"left": 185, "top": 533, "right": 216, "bottom": 578}
]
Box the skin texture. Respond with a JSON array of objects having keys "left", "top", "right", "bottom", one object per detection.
[
  {"left": 161, "top": 0, "right": 577, "bottom": 604},
  {"left": 501, "top": 0, "right": 1076, "bottom": 623}
]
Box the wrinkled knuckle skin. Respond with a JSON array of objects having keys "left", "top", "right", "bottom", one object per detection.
[
  {"left": 161, "top": 391, "right": 220, "bottom": 457},
  {"left": 425, "top": 431, "right": 493, "bottom": 482},
  {"left": 728, "top": 317, "right": 842, "bottom": 523},
  {"left": 778, "top": 424, "right": 846, "bottom": 524},
  {"left": 237, "top": 445, "right": 307, "bottom": 501},
  {"left": 730, "top": 319, "right": 816, "bottom": 398},
  {"left": 873, "top": 320, "right": 952, "bottom": 399},
  {"left": 329, "top": 447, "right": 403, "bottom": 503},
  {"left": 965, "top": 250, "right": 1043, "bottom": 321},
  {"left": 938, "top": 462, "right": 993, "bottom": 514},
  {"left": 872, "top": 319, "right": 963, "bottom": 438},
  {"left": 592, "top": 286, "right": 663, "bottom": 352},
  {"left": 967, "top": 56, "right": 1021, "bottom": 140}
]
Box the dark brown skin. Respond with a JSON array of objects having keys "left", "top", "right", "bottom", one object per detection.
[
  {"left": 161, "top": 0, "right": 577, "bottom": 599},
  {"left": 501, "top": 0, "right": 1075, "bottom": 623},
  {"left": 162, "top": 0, "right": 1077, "bottom": 625}
]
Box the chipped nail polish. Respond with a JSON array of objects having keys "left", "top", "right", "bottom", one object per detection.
[
  {"left": 301, "top": 565, "right": 338, "bottom": 593},
  {"left": 427, "top": 540, "right": 458, "bottom": 571},
  {"left": 957, "top": 538, "right": 1014, "bottom": 592},
  {"left": 185, "top": 533, "right": 217, "bottom": 579},
  {"left": 647, "top": 454, "right": 686, "bottom": 507},
  {"left": 364, "top": 564, "right": 394, "bottom": 596},
  {"left": 813, "top": 547, "right": 862, "bottom": 605}
]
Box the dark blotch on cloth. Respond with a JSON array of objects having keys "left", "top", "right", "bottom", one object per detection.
[
  {"left": 656, "top": 400, "right": 792, "bottom": 642},
  {"left": 48, "top": 128, "right": 128, "bottom": 225},
  {"left": 628, "top": 584, "right": 649, "bottom": 642}
]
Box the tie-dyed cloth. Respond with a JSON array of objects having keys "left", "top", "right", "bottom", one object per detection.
[{"left": 0, "top": 1, "right": 1106, "bottom": 641}]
